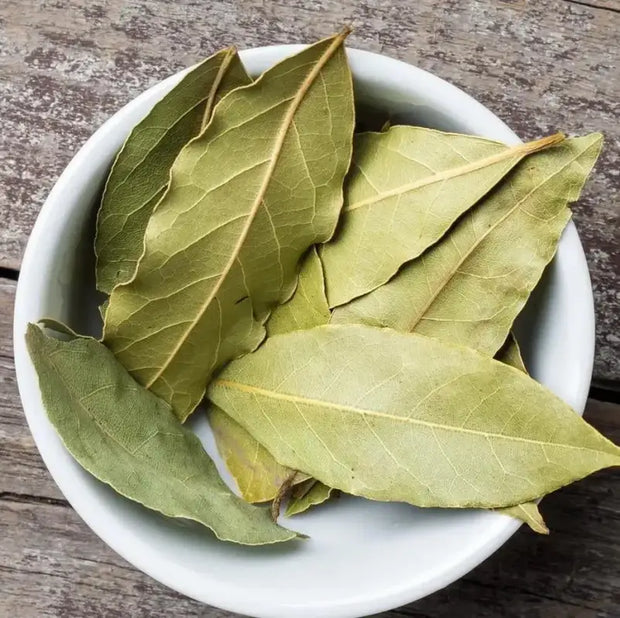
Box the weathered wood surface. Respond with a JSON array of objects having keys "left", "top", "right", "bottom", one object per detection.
[
  {"left": 1, "top": 273, "right": 619, "bottom": 616},
  {"left": 0, "top": 0, "right": 618, "bottom": 382}
]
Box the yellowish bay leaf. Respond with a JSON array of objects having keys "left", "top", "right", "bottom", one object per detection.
[
  {"left": 209, "top": 324, "right": 620, "bottom": 509},
  {"left": 332, "top": 134, "right": 602, "bottom": 357}
]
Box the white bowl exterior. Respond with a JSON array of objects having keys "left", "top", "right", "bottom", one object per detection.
[{"left": 13, "top": 46, "right": 595, "bottom": 618}]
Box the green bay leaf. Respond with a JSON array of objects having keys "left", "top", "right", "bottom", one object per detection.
[
  {"left": 95, "top": 48, "right": 250, "bottom": 294},
  {"left": 331, "top": 134, "right": 603, "bottom": 356},
  {"left": 208, "top": 324, "right": 620, "bottom": 509},
  {"left": 103, "top": 32, "right": 355, "bottom": 421},
  {"left": 322, "top": 127, "right": 564, "bottom": 307},
  {"left": 209, "top": 247, "right": 326, "bottom": 503},
  {"left": 25, "top": 323, "right": 296, "bottom": 545}
]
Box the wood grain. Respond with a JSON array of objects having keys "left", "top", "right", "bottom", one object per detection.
[
  {"left": 0, "top": 278, "right": 14, "bottom": 359},
  {"left": 0, "top": 0, "right": 618, "bottom": 382},
  {"left": 1, "top": 273, "right": 619, "bottom": 616}
]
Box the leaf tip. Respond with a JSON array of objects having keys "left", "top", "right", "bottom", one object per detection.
[
  {"left": 25, "top": 321, "right": 44, "bottom": 345},
  {"left": 590, "top": 131, "right": 605, "bottom": 153},
  {"left": 336, "top": 25, "right": 353, "bottom": 41}
]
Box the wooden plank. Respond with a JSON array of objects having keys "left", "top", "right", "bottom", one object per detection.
[
  {"left": 0, "top": 500, "right": 232, "bottom": 618},
  {"left": 1, "top": 282, "right": 619, "bottom": 613},
  {"left": 0, "top": 0, "right": 618, "bottom": 382},
  {"left": 0, "top": 278, "right": 15, "bottom": 359},
  {"left": 0, "top": 357, "right": 66, "bottom": 501}
]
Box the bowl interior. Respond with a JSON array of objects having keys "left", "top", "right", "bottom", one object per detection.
[{"left": 13, "top": 46, "right": 594, "bottom": 618}]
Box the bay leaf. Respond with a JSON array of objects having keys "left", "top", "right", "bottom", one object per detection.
[
  {"left": 25, "top": 323, "right": 296, "bottom": 545},
  {"left": 290, "top": 477, "right": 317, "bottom": 501},
  {"left": 103, "top": 31, "right": 355, "bottom": 421},
  {"left": 286, "top": 481, "right": 333, "bottom": 517},
  {"left": 208, "top": 324, "right": 620, "bottom": 509},
  {"left": 321, "top": 127, "right": 565, "bottom": 307},
  {"left": 95, "top": 47, "right": 251, "bottom": 294},
  {"left": 332, "top": 134, "right": 603, "bottom": 356},
  {"left": 38, "top": 317, "right": 80, "bottom": 338},
  {"left": 209, "top": 247, "right": 326, "bottom": 502}
]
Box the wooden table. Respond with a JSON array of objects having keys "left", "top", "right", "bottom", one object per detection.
[{"left": 1, "top": 1, "right": 618, "bottom": 616}]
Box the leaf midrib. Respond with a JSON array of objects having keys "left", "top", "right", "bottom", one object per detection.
[
  {"left": 405, "top": 143, "right": 590, "bottom": 333},
  {"left": 145, "top": 33, "right": 348, "bottom": 390},
  {"left": 105, "top": 51, "right": 234, "bottom": 205},
  {"left": 214, "top": 378, "right": 618, "bottom": 457},
  {"left": 201, "top": 47, "right": 238, "bottom": 131},
  {"left": 345, "top": 133, "right": 564, "bottom": 212}
]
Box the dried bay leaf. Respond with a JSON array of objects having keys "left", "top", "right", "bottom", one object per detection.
[
  {"left": 104, "top": 31, "right": 355, "bottom": 421},
  {"left": 322, "top": 127, "right": 565, "bottom": 307},
  {"left": 332, "top": 134, "right": 603, "bottom": 356},
  {"left": 286, "top": 481, "right": 334, "bottom": 517},
  {"left": 209, "top": 248, "right": 326, "bottom": 503},
  {"left": 25, "top": 323, "right": 296, "bottom": 545},
  {"left": 290, "top": 478, "right": 317, "bottom": 501},
  {"left": 95, "top": 48, "right": 251, "bottom": 294},
  {"left": 208, "top": 324, "right": 620, "bottom": 509}
]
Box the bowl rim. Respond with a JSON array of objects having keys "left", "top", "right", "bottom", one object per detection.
[{"left": 13, "top": 44, "right": 595, "bottom": 618}]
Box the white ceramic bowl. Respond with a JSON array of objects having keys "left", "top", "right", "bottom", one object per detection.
[{"left": 13, "top": 46, "right": 595, "bottom": 618}]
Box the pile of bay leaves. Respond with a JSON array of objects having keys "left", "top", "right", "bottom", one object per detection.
[{"left": 27, "top": 30, "right": 619, "bottom": 545}]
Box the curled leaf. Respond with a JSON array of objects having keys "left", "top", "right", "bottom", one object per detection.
[
  {"left": 286, "top": 481, "right": 334, "bottom": 517},
  {"left": 209, "top": 404, "right": 308, "bottom": 503}
]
